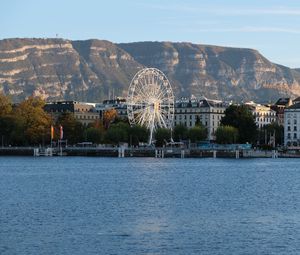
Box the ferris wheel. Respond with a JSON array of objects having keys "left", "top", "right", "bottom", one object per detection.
[{"left": 127, "top": 68, "right": 175, "bottom": 145}]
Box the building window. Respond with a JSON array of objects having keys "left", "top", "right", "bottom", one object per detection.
[
  {"left": 294, "top": 133, "right": 297, "bottom": 139},
  {"left": 288, "top": 133, "right": 291, "bottom": 139},
  {"left": 288, "top": 126, "right": 291, "bottom": 131},
  {"left": 294, "top": 126, "right": 297, "bottom": 131},
  {"left": 294, "top": 119, "right": 297, "bottom": 125}
]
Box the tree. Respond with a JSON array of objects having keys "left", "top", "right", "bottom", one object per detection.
[
  {"left": 188, "top": 125, "right": 208, "bottom": 142},
  {"left": 155, "top": 128, "right": 171, "bottom": 147},
  {"left": 257, "top": 123, "right": 284, "bottom": 147},
  {"left": 85, "top": 127, "right": 103, "bottom": 144},
  {"left": 173, "top": 124, "right": 188, "bottom": 141},
  {"left": 0, "top": 115, "right": 22, "bottom": 146},
  {"left": 103, "top": 109, "right": 117, "bottom": 129},
  {"left": 0, "top": 93, "right": 13, "bottom": 145},
  {"left": 215, "top": 125, "right": 239, "bottom": 144},
  {"left": 14, "top": 97, "right": 52, "bottom": 145},
  {"left": 57, "top": 113, "right": 84, "bottom": 144},
  {"left": 195, "top": 116, "right": 201, "bottom": 127},
  {"left": 128, "top": 125, "right": 149, "bottom": 146},
  {"left": 105, "top": 122, "right": 129, "bottom": 144},
  {"left": 0, "top": 93, "right": 12, "bottom": 117},
  {"left": 88, "top": 119, "right": 104, "bottom": 130},
  {"left": 221, "top": 105, "right": 257, "bottom": 143}
]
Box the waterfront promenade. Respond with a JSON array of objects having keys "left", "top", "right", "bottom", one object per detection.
[{"left": 0, "top": 146, "right": 299, "bottom": 158}]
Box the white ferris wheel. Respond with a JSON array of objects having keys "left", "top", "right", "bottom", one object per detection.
[{"left": 127, "top": 68, "right": 175, "bottom": 145}]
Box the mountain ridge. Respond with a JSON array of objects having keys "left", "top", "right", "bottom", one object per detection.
[{"left": 0, "top": 38, "right": 299, "bottom": 103}]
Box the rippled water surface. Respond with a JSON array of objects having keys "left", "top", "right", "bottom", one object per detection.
[{"left": 1, "top": 157, "right": 300, "bottom": 254}]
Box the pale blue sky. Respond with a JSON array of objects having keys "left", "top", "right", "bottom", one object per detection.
[{"left": 1, "top": 0, "right": 300, "bottom": 67}]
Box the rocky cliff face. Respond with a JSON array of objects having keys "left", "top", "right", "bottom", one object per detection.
[
  {"left": 0, "top": 38, "right": 299, "bottom": 102},
  {"left": 119, "top": 42, "right": 300, "bottom": 102}
]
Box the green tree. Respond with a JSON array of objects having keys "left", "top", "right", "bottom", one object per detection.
[
  {"left": 221, "top": 105, "right": 257, "bottom": 143},
  {"left": 188, "top": 125, "right": 208, "bottom": 142},
  {"left": 215, "top": 125, "right": 239, "bottom": 144},
  {"left": 85, "top": 127, "right": 103, "bottom": 144},
  {"left": 257, "top": 123, "right": 284, "bottom": 147},
  {"left": 105, "top": 122, "right": 129, "bottom": 144},
  {"left": 128, "top": 125, "right": 149, "bottom": 146},
  {"left": 14, "top": 97, "right": 52, "bottom": 145},
  {"left": 155, "top": 128, "right": 171, "bottom": 147},
  {"left": 57, "top": 113, "right": 84, "bottom": 144},
  {"left": 195, "top": 116, "right": 201, "bottom": 127},
  {"left": 0, "top": 115, "right": 22, "bottom": 146},
  {"left": 173, "top": 124, "right": 188, "bottom": 141}
]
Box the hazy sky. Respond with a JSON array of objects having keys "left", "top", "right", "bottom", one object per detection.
[{"left": 1, "top": 0, "right": 300, "bottom": 67}]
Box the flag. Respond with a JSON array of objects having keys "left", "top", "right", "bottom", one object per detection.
[
  {"left": 59, "top": 125, "right": 63, "bottom": 140},
  {"left": 51, "top": 125, "right": 54, "bottom": 140}
]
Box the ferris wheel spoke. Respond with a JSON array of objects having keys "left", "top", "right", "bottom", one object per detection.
[
  {"left": 160, "top": 109, "right": 170, "bottom": 116},
  {"left": 130, "top": 101, "right": 148, "bottom": 107},
  {"left": 132, "top": 107, "right": 149, "bottom": 116},
  {"left": 157, "top": 112, "right": 167, "bottom": 128},
  {"left": 135, "top": 79, "right": 150, "bottom": 96},
  {"left": 138, "top": 108, "right": 150, "bottom": 126},
  {"left": 158, "top": 110, "right": 170, "bottom": 123},
  {"left": 156, "top": 89, "right": 168, "bottom": 100},
  {"left": 134, "top": 86, "right": 148, "bottom": 101},
  {"left": 136, "top": 111, "right": 147, "bottom": 126}
]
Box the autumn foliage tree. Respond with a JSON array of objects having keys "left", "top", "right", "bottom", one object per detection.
[
  {"left": 14, "top": 97, "right": 52, "bottom": 145},
  {"left": 0, "top": 93, "right": 14, "bottom": 145},
  {"left": 0, "top": 93, "right": 12, "bottom": 117},
  {"left": 103, "top": 109, "right": 117, "bottom": 129}
]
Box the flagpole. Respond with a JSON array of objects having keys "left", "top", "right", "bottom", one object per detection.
[{"left": 50, "top": 125, "right": 53, "bottom": 148}]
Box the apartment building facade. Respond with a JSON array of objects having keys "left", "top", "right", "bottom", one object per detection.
[{"left": 174, "top": 98, "right": 228, "bottom": 140}]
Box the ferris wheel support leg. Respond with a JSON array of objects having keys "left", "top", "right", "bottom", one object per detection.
[{"left": 149, "top": 126, "right": 154, "bottom": 145}]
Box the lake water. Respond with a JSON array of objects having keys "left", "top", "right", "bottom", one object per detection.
[{"left": 1, "top": 157, "right": 300, "bottom": 254}]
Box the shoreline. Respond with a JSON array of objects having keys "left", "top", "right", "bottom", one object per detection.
[{"left": 0, "top": 147, "right": 299, "bottom": 158}]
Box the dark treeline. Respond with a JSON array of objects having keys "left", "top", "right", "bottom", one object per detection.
[
  {"left": 0, "top": 94, "right": 207, "bottom": 147},
  {"left": 0, "top": 94, "right": 150, "bottom": 146},
  {"left": 0, "top": 94, "right": 283, "bottom": 148},
  {"left": 215, "top": 105, "right": 284, "bottom": 148}
]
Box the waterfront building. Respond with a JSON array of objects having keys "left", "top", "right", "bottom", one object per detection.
[
  {"left": 95, "top": 98, "right": 127, "bottom": 120},
  {"left": 44, "top": 101, "right": 100, "bottom": 126},
  {"left": 174, "top": 98, "right": 228, "bottom": 140},
  {"left": 271, "top": 98, "right": 292, "bottom": 126},
  {"left": 284, "top": 102, "right": 300, "bottom": 146},
  {"left": 245, "top": 101, "right": 277, "bottom": 128}
]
